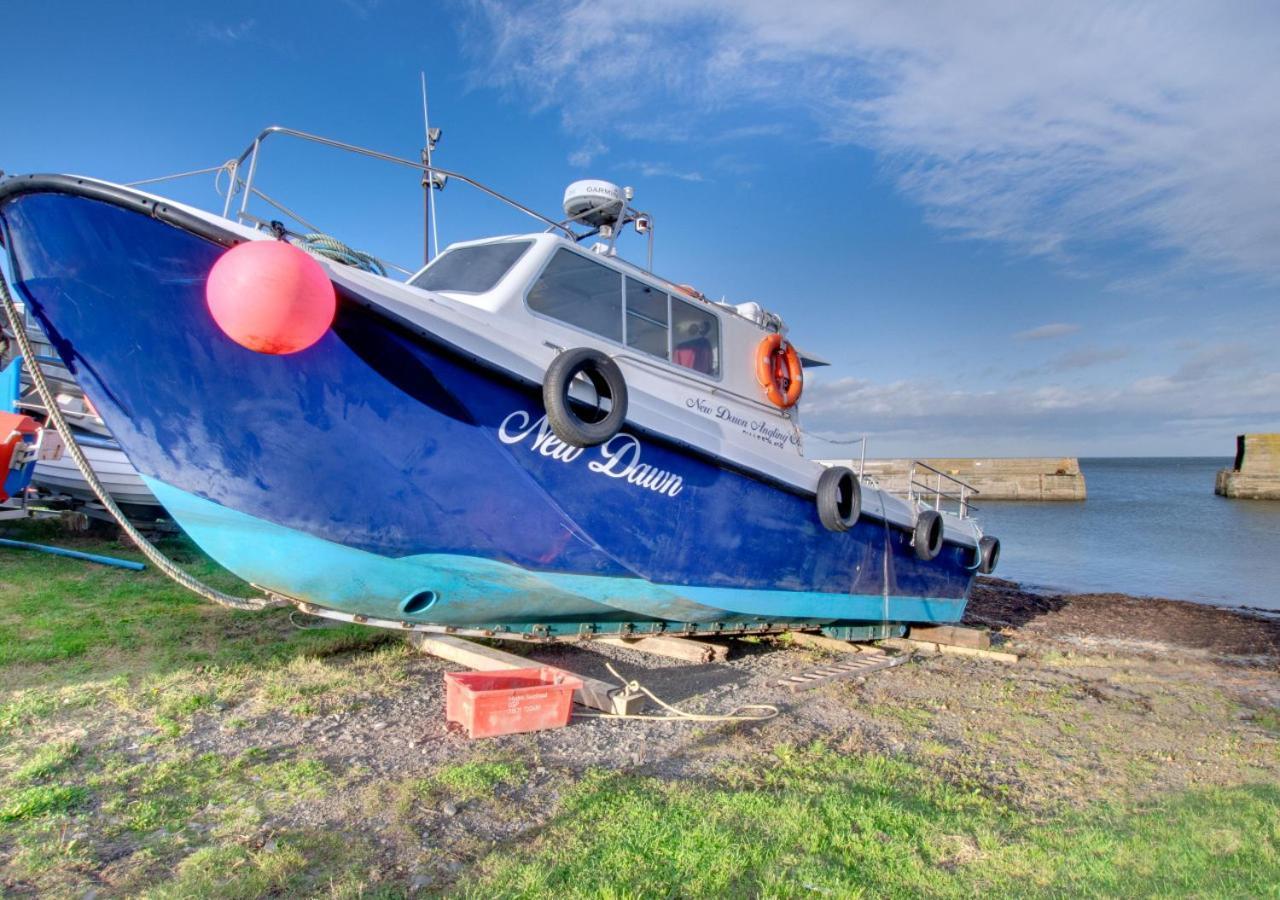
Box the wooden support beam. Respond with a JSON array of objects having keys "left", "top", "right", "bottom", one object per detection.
[
  {"left": 881, "top": 637, "right": 1018, "bottom": 665},
  {"left": 594, "top": 635, "right": 728, "bottom": 664},
  {"left": 407, "top": 633, "right": 644, "bottom": 715},
  {"left": 789, "top": 631, "right": 865, "bottom": 655},
  {"left": 907, "top": 624, "right": 991, "bottom": 650}
]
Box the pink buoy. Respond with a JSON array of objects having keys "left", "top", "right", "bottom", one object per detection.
[{"left": 205, "top": 241, "right": 336, "bottom": 355}]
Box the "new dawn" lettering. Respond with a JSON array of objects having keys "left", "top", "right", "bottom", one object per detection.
[{"left": 497, "top": 410, "right": 684, "bottom": 498}]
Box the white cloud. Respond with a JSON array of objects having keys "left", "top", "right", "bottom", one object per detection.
[
  {"left": 195, "top": 19, "right": 257, "bottom": 43},
  {"left": 1045, "top": 346, "right": 1131, "bottom": 372},
  {"left": 803, "top": 341, "right": 1280, "bottom": 456},
  {"left": 568, "top": 136, "right": 608, "bottom": 167},
  {"left": 1014, "top": 322, "right": 1081, "bottom": 341},
  {"left": 467, "top": 1, "right": 1280, "bottom": 280},
  {"left": 626, "top": 162, "right": 705, "bottom": 182}
]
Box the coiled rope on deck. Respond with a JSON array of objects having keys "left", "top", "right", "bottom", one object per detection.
[
  {"left": 0, "top": 270, "right": 279, "bottom": 612},
  {"left": 298, "top": 233, "right": 386, "bottom": 276}
]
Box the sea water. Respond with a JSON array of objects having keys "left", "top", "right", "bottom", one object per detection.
[{"left": 972, "top": 458, "right": 1280, "bottom": 610}]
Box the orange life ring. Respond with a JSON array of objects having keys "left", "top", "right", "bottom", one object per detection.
[{"left": 755, "top": 334, "right": 803, "bottom": 408}]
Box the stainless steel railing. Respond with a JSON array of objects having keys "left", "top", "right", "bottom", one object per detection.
[
  {"left": 221, "top": 125, "right": 577, "bottom": 240},
  {"left": 906, "top": 460, "right": 979, "bottom": 518}
]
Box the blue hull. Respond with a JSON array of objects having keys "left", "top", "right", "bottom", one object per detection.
[{"left": 1, "top": 189, "right": 975, "bottom": 632}]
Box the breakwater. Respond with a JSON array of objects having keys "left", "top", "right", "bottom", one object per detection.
[
  {"left": 1215, "top": 434, "right": 1280, "bottom": 500},
  {"left": 824, "top": 457, "right": 1087, "bottom": 501}
]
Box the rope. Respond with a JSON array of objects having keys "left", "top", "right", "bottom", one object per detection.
[
  {"left": 0, "top": 269, "right": 278, "bottom": 612},
  {"left": 126, "top": 162, "right": 236, "bottom": 188},
  {"left": 804, "top": 431, "right": 866, "bottom": 446},
  {"left": 575, "top": 662, "right": 779, "bottom": 722},
  {"left": 298, "top": 233, "right": 387, "bottom": 276}
]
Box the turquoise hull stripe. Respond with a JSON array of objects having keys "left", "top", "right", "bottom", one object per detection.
[
  {"left": 1, "top": 356, "right": 19, "bottom": 414},
  {"left": 145, "top": 477, "right": 966, "bottom": 627}
]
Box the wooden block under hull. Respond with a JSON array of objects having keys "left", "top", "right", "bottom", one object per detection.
[
  {"left": 907, "top": 624, "right": 991, "bottom": 650},
  {"left": 594, "top": 635, "right": 729, "bottom": 663},
  {"left": 407, "top": 633, "right": 644, "bottom": 715}
]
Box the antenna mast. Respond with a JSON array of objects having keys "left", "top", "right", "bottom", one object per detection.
[{"left": 420, "top": 72, "right": 442, "bottom": 264}]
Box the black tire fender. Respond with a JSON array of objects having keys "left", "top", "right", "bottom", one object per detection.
[
  {"left": 913, "top": 509, "right": 944, "bottom": 561},
  {"left": 542, "top": 347, "right": 628, "bottom": 448},
  {"left": 816, "top": 466, "right": 862, "bottom": 532},
  {"left": 977, "top": 535, "right": 1000, "bottom": 574}
]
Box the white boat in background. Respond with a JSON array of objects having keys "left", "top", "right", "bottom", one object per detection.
[
  {"left": 34, "top": 429, "right": 162, "bottom": 519},
  {"left": 2, "top": 308, "right": 163, "bottom": 518}
]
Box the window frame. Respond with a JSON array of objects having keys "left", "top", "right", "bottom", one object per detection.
[
  {"left": 409, "top": 239, "right": 534, "bottom": 296},
  {"left": 669, "top": 294, "right": 722, "bottom": 378},
  {"left": 522, "top": 245, "right": 724, "bottom": 383},
  {"left": 624, "top": 275, "right": 671, "bottom": 362}
]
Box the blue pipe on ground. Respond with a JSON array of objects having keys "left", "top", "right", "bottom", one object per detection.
[{"left": 0, "top": 537, "right": 146, "bottom": 570}]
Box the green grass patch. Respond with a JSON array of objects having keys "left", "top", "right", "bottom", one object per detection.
[
  {"left": 461, "top": 743, "right": 1280, "bottom": 898},
  {"left": 1, "top": 784, "right": 89, "bottom": 821},
  {"left": 0, "top": 521, "right": 394, "bottom": 692},
  {"left": 96, "top": 750, "right": 333, "bottom": 833},
  {"left": 138, "top": 831, "right": 388, "bottom": 900},
  {"left": 432, "top": 758, "right": 528, "bottom": 802},
  {"left": 1253, "top": 708, "right": 1280, "bottom": 734},
  {"left": 12, "top": 740, "right": 79, "bottom": 783}
]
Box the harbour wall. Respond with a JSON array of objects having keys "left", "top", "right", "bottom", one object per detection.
[
  {"left": 1215, "top": 434, "right": 1280, "bottom": 500},
  {"left": 821, "top": 457, "right": 1087, "bottom": 501}
]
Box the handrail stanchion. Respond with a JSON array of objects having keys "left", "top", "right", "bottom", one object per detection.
[
  {"left": 221, "top": 160, "right": 238, "bottom": 219},
  {"left": 238, "top": 139, "right": 262, "bottom": 222}
]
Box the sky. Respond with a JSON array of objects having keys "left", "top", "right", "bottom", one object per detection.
[{"left": 3, "top": 1, "right": 1278, "bottom": 457}]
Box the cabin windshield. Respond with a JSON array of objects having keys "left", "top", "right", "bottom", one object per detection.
[
  {"left": 410, "top": 240, "right": 533, "bottom": 294},
  {"left": 527, "top": 248, "right": 722, "bottom": 377}
]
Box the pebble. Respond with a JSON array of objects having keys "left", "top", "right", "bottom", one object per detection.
[
  {"left": 409, "top": 873, "right": 432, "bottom": 891},
  {"left": 440, "top": 801, "right": 458, "bottom": 817},
  {"left": 373, "top": 721, "right": 388, "bottom": 730}
]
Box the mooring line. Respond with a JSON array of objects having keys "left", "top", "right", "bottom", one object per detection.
[
  {"left": 0, "top": 268, "right": 278, "bottom": 611},
  {"left": 573, "top": 662, "right": 779, "bottom": 722}
]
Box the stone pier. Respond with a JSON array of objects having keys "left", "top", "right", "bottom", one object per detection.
[
  {"left": 821, "top": 457, "right": 1086, "bottom": 501},
  {"left": 1215, "top": 434, "right": 1280, "bottom": 499}
]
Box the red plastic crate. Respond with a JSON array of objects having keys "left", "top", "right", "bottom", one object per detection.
[{"left": 444, "top": 667, "right": 583, "bottom": 739}]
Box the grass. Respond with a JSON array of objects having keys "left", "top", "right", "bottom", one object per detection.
[
  {"left": 11, "top": 740, "right": 79, "bottom": 783},
  {"left": 0, "top": 520, "right": 394, "bottom": 691},
  {"left": 0, "top": 521, "right": 399, "bottom": 893},
  {"left": 462, "top": 743, "right": 1280, "bottom": 898},
  {"left": 432, "top": 758, "right": 528, "bottom": 802},
  {"left": 2, "top": 518, "right": 1279, "bottom": 897},
  {"left": 0, "top": 785, "right": 89, "bottom": 822},
  {"left": 1255, "top": 708, "right": 1280, "bottom": 734}
]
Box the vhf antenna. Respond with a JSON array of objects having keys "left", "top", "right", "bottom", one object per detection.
[{"left": 420, "top": 72, "right": 444, "bottom": 264}]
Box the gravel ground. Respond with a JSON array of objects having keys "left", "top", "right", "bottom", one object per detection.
[{"left": 6, "top": 575, "right": 1279, "bottom": 895}]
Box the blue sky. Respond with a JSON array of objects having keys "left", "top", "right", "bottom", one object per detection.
[{"left": 4, "top": 1, "right": 1278, "bottom": 457}]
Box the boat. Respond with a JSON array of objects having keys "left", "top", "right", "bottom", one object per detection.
[
  {"left": 29, "top": 429, "right": 162, "bottom": 520},
  {"left": 1, "top": 311, "right": 163, "bottom": 518},
  {"left": 0, "top": 126, "right": 999, "bottom": 640}
]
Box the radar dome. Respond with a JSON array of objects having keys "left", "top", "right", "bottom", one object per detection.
[{"left": 563, "top": 180, "right": 625, "bottom": 228}]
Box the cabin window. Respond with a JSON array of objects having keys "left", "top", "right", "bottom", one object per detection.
[
  {"left": 671, "top": 297, "right": 720, "bottom": 376},
  {"left": 624, "top": 277, "right": 669, "bottom": 360},
  {"left": 411, "top": 240, "right": 532, "bottom": 294},
  {"left": 527, "top": 249, "right": 623, "bottom": 342}
]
